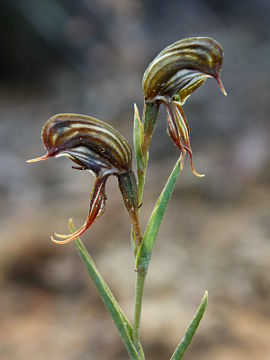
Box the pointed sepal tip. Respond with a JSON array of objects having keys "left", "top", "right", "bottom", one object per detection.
[{"left": 26, "top": 154, "right": 50, "bottom": 163}]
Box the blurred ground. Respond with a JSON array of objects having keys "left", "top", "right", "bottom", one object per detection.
[{"left": 0, "top": 0, "right": 270, "bottom": 359}]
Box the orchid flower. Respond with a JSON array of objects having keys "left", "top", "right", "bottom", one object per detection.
[
  {"left": 28, "top": 114, "right": 142, "bottom": 245},
  {"left": 142, "top": 36, "right": 227, "bottom": 176}
]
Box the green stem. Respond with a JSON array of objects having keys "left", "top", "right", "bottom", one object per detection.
[
  {"left": 133, "top": 158, "right": 181, "bottom": 357},
  {"left": 131, "top": 100, "right": 159, "bottom": 356},
  {"left": 133, "top": 269, "right": 146, "bottom": 354}
]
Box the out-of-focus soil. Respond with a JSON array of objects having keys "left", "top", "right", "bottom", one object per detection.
[{"left": 1, "top": 148, "right": 269, "bottom": 359}]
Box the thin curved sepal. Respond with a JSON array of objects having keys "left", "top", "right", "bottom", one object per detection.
[
  {"left": 51, "top": 178, "right": 107, "bottom": 244},
  {"left": 165, "top": 101, "right": 204, "bottom": 178}
]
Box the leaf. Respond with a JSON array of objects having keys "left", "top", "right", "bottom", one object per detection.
[
  {"left": 133, "top": 103, "right": 144, "bottom": 172},
  {"left": 136, "top": 158, "right": 181, "bottom": 272},
  {"left": 133, "top": 103, "right": 145, "bottom": 206},
  {"left": 69, "top": 219, "right": 140, "bottom": 360},
  {"left": 170, "top": 291, "right": 208, "bottom": 360}
]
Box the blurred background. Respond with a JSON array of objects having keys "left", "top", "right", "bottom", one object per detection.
[{"left": 0, "top": 0, "right": 270, "bottom": 359}]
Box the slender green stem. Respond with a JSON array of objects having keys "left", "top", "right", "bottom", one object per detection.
[
  {"left": 133, "top": 158, "right": 182, "bottom": 358},
  {"left": 133, "top": 269, "right": 146, "bottom": 354},
  {"left": 131, "top": 100, "right": 159, "bottom": 356}
]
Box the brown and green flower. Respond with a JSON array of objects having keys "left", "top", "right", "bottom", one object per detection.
[
  {"left": 142, "top": 36, "right": 226, "bottom": 176},
  {"left": 28, "top": 114, "right": 141, "bottom": 245}
]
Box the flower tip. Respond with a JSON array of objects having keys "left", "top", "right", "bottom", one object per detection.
[
  {"left": 26, "top": 153, "right": 50, "bottom": 163},
  {"left": 50, "top": 234, "right": 74, "bottom": 245},
  {"left": 68, "top": 218, "right": 74, "bottom": 228},
  {"left": 190, "top": 161, "right": 205, "bottom": 177},
  {"left": 216, "top": 76, "right": 227, "bottom": 96},
  {"left": 50, "top": 235, "right": 59, "bottom": 244},
  {"left": 192, "top": 170, "right": 205, "bottom": 178}
]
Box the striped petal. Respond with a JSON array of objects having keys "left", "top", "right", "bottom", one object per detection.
[
  {"left": 51, "top": 178, "right": 107, "bottom": 244},
  {"left": 41, "top": 113, "right": 132, "bottom": 174}
]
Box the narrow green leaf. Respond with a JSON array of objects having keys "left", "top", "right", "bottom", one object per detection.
[
  {"left": 131, "top": 104, "right": 143, "bottom": 255},
  {"left": 133, "top": 103, "right": 146, "bottom": 208},
  {"left": 69, "top": 220, "right": 140, "bottom": 360},
  {"left": 133, "top": 103, "right": 144, "bottom": 171},
  {"left": 136, "top": 159, "right": 181, "bottom": 271},
  {"left": 170, "top": 291, "right": 208, "bottom": 360}
]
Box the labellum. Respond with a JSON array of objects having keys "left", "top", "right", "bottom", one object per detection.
[{"left": 27, "top": 114, "right": 142, "bottom": 245}]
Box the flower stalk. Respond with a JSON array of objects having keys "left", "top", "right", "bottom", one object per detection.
[{"left": 133, "top": 269, "right": 146, "bottom": 354}]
